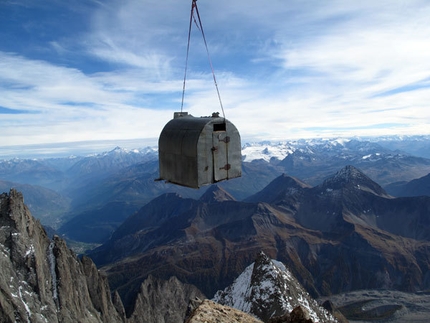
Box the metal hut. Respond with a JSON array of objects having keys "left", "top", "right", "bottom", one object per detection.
[{"left": 158, "top": 112, "right": 241, "bottom": 188}]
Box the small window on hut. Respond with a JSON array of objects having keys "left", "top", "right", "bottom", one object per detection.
[{"left": 213, "top": 123, "right": 226, "bottom": 132}]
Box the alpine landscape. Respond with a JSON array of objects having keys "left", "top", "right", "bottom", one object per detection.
[{"left": 1, "top": 136, "right": 430, "bottom": 322}]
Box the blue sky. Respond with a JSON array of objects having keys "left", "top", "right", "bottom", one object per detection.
[{"left": 1, "top": 0, "right": 430, "bottom": 155}]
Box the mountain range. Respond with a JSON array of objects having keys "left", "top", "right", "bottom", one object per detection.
[
  {"left": 0, "top": 136, "right": 429, "bottom": 246},
  {"left": 87, "top": 164, "right": 430, "bottom": 322},
  {"left": 0, "top": 189, "right": 343, "bottom": 322},
  {"left": 1, "top": 135, "right": 430, "bottom": 322}
]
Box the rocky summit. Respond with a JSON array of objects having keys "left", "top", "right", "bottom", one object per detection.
[{"left": 213, "top": 252, "right": 341, "bottom": 322}]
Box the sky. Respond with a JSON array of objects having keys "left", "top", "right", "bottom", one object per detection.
[{"left": 1, "top": 0, "right": 430, "bottom": 157}]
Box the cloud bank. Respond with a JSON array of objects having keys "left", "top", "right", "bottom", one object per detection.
[{"left": 0, "top": 0, "right": 429, "bottom": 151}]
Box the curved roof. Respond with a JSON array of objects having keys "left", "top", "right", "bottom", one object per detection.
[{"left": 159, "top": 115, "right": 230, "bottom": 157}]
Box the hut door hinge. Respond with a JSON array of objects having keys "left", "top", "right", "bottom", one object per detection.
[
  {"left": 220, "top": 136, "right": 230, "bottom": 143},
  {"left": 220, "top": 164, "right": 231, "bottom": 170}
]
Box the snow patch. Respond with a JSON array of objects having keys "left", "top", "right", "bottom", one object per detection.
[
  {"left": 213, "top": 263, "right": 254, "bottom": 313},
  {"left": 25, "top": 244, "right": 34, "bottom": 257},
  {"left": 18, "top": 285, "right": 32, "bottom": 323},
  {"left": 242, "top": 142, "right": 294, "bottom": 162}
]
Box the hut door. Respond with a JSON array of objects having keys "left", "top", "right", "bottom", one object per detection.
[{"left": 212, "top": 131, "right": 230, "bottom": 182}]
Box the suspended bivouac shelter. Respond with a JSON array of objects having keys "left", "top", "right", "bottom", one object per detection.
[
  {"left": 158, "top": 0, "right": 241, "bottom": 188},
  {"left": 158, "top": 112, "right": 241, "bottom": 188}
]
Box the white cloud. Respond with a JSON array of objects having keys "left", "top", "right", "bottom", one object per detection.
[
  {"left": 0, "top": 52, "right": 172, "bottom": 145},
  {"left": 0, "top": 0, "right": 430, "bottom": 153}
]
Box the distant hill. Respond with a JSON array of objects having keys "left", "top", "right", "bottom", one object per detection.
[
  {"left": 372, "top": 135, "right": 430, "bottom": 158},
  {"left": 0, "top": 158, "right": 66, "bottom": 190},
  {"left": 0, "top": 180, "right": 70, "bottom": 228},
  {"left": 385, "top": 172, "right": 430, "bottom": 197},
  {"left": 275, "top": 139, "right": 430, "bottom": 186}
]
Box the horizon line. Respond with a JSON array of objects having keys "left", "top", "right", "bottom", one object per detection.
[{"left": 1, "top": 134, "right": 429, "bottom": 160}]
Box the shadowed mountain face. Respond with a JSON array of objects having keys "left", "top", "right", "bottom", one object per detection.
[
  {"left": 57, "top": 201, "right": 137, "bottom": 243},
  {"left": 244, "top": 173, "right": 311, "bottom": 205},
  {"left": 89, "top": 165, "right": 430, "bottom": 313},
  {"left": 385, "top": 172, "right": 430, "bottom": 197},
  {"left": 291, "top": 166, "right": 430, "bottom": 240}
]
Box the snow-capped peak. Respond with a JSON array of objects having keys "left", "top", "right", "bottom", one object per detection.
[
  {"left": 213, "top": 252, "right": 338, "bottom": 322},
  {"left": 240, "top": 138, "right": 354, "bottom": 163},
  {"left": 241, "top": 142, "right": 295, "bottom": 162}
]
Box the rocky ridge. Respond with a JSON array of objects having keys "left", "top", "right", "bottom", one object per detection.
[{"left": 127, "top": 275, "right": 205, "bottom": 323}]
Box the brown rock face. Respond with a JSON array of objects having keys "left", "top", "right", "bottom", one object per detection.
[
  {"left": 186, "top": 300, "right": 336, "bottom": 323},
  {"left": 185, "top": 299, "right": 263, "bottom": 323},
  {"left": 268, "top": 306, "right": 313, "bottom": 323}
]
